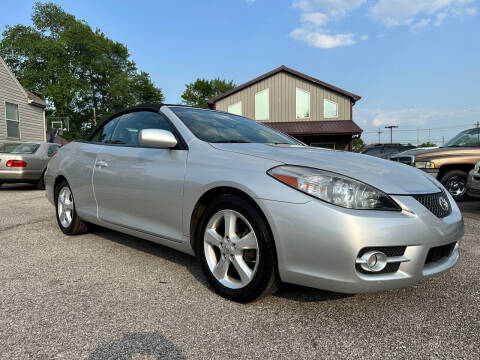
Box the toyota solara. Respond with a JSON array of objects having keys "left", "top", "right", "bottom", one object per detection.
[{"left": 45, "top": 104, "right": 464, "bottom": 302}]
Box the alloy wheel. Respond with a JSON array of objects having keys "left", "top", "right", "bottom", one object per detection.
[
  {"left": 57, "top": 186, "right": 74, "bottom": 228},
  {"left": 445, "top": 176, "right": 466, "bottom": 197},
  {"left": 203, "top": 209, "right": 259, "bottom": 289}
]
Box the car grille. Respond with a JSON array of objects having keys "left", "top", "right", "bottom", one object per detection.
[
  {"left": 356, "top": 246, "right": 406, "bottom": 274},
  {"left": 425, "top": 242, "right": 456, "bottom": 265},
  {"left": 413, "top": 192, "right": 452, "bottom": 218},
  {"left": 391, "top": 155, "right": 414, "bottom": 166}
]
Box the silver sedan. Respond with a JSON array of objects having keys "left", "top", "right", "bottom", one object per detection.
[
  {"left": 0, "top": 142, "right": 61, "bottom": 189},
  {"left": 45, "top": 105, "right": 464, "bottom": 302}
]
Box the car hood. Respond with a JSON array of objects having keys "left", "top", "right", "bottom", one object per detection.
[
  {"left": 401, "top": 146, "right": 478, "bottom": 160},
  {"left": 211, "top": 143, "right": 441, "bottom": 195}
]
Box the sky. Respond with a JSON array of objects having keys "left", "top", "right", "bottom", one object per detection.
[{"left": 0, "top": 0, "right": 479, "bottom": 145}]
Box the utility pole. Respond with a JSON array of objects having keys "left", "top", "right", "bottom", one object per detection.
[
  {"left": 377, "top": 128, "right": 382, "bottom": 143},
  {"left": 442, "top": 136, "right": 445, "bottom": 145},
  {"left": 93, "top": 108, "right": 97, "bottom": 126},
  {"left": 474, "top": 121, "right": 479, "bottom": 128},
  {"left": 384, "top": 125, "right": 398, "bottom": 144}
]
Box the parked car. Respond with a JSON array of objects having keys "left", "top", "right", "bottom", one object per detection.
[
  {"left": 45, "top": 105, "right": 463, "bottom": 302},
  {"left": 467, "top": 161, "right": 480, "bottom": 199},
  {"left": 0, "top": 142, "right": 61, "bottom": 189},
  {"left": 361, "top": 143, "right": 416, "bottom": 159},
  {"left": 391, "top": 127, "right": 480, "bottom": 201}
]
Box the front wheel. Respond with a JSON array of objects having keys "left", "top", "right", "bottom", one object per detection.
[
  {"left": 196, "top": 194, "right": 278, "bottom": 303},
  {"left": 55, "top": 180, "right": 89, "bottom": 235},
  {"left": 441, "top": 170, "right": 468, "bottom": 202}
]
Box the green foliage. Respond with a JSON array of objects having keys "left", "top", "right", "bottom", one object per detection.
[
  {"left": 0, "top": 2, "right": 164, "bottom": 140},
  {"left": 181, "top": 78, "right": 236, "bottom": 108},
  {"left": 352, "top": 137, "right": 366, "bottom": 152},
  {"left": 419, "top": 142, "right": 437, "bottom": 147}
]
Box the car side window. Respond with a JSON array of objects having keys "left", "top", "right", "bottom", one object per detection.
[
  {"left": 91, "top": 117, "right": 120, "bottom": 143},
  {"left": 364, "top": 147, "right": 382, "bottom": 156},
  {"left": 48, "top": 145, "right": 60, "bottom": 157},
  {"left": 109, "top": 111, "right": 175, "bottom": 146}
]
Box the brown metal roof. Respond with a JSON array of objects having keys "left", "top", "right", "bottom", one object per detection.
[
  {"left": 264, "top": 120, "right": 363, "bottom": 136},
  {"left": 24, "top": 88, "right": 47, "bottom": 108},
  {"left": 207, "top": 65, "right": 361, "bottom": 108}
]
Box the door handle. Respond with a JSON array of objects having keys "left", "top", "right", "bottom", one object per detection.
[{"left": 96, "top": 160, "right": 109, "bottom": 168}]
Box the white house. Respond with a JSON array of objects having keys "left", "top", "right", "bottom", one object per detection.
[{"left": 0, "top": 56, "right": 47, "bottom": 142}]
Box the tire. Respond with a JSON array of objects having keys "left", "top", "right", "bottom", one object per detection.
[
  {"left": 196, "top": 194, "right": 278, "bottom": 303},
  {"left": 55, "top": 180, "right": 89, "bottom": 235},
  {"left": 36, "top": 173, "right": 46, "bottom": 190},
  {"left": 440, "top": 170, "right": 468, "bottom": 202}
]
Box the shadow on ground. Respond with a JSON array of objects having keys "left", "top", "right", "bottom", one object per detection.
[
  {"left": 93, "top": 228, "right": 350, "bottom": 303},
  {"left": 88, "top": 332, "right": 186, "bottom": 360},
  {"left": 0, "top": 183, "right": 37, "bottom": 191}
]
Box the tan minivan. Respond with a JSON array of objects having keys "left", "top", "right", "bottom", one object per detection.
[{"left": 391, "top": 127, "right": 480, "bottom": 201}]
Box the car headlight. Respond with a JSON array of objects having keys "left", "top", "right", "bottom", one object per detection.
[
  {"left": 415, "top": 161, "right": 435, "bottom": 169},
  {"left": 267, "top": 165, "right": 400, "bottom": 211}
]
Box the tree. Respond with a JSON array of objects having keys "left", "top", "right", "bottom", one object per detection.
[
  {"left": 352, "top": 137, "right": 366, "bottom": 152},
  {"left": 419, "top": 142, "right": 437, "bottom": 147},
  {"left": 0, "top": 2, "right": 164, "bottom": 138},
  {"left": 181, "top": 78, "right": 235, "bottom": 108}
]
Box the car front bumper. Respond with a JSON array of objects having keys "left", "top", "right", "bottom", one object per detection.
[
  {"left": 0, "top": 169, "right": 43, "bottom": 183},
  {"left": 467, "top": 169, "right": 480, "bottom": 198},
  {"left": 257, "top": 191, "right": 463, "bottom": 294},
  {"left": 419, "top": 168, "right": 440, "bottom": 178}
]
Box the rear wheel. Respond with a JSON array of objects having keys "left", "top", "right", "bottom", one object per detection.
[
  {"left": 196, "top": 194, "right": 277, "bottom": 303},
  {"left": 441, "top": 170, "right": 468, "bottom": 202},
  {"left": 55, "top": 180, "right": 89, "bottom": 235}
]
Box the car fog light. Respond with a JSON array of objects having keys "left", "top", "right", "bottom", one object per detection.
[{"left": 359, "top": 251, "right": 387, "bottom": 272}]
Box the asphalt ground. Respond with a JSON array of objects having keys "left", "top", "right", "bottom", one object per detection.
[{"left": 0, "top": 183, "right": 479, "bottom": 359}]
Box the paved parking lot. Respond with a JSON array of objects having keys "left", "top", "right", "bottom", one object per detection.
[{"left": 1, "top": 184, "right": 479, "bottom": 359}]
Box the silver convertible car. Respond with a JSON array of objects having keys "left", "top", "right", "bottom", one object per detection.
[{"left": 45, "top": 104, "right": 464, "bottom": 302}]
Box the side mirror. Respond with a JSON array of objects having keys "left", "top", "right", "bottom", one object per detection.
[{"left": 139, "top": 129, "right": 178, "bottom": 148}]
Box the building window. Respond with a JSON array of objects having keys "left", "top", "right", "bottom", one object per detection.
[
  {"left": 296, "top": 88, "right": 310, "bottom": 119},
  {"left": 5, "top": 102, "right": 20, "bottom": 138},
  {"left": 324, "top": 99, "right": 338, "bottom": 118},
  {"left": 255, "top": 88, "right": 269, "bottom": 120},
  {"left": 227, "top": 101, "right": 242, "bottom": 116}
]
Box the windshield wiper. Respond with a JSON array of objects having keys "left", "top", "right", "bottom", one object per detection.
[{"left": 211, "top": 140, "right": 252, "bottom": 143}]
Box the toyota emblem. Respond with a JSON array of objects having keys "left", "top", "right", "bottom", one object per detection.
[{"left": 439, "top": 196, "right": 449, "bottom": 211}]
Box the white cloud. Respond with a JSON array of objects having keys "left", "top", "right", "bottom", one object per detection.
[
  {"left": 293, "top": 0, "right": 366, "bottom": 18},
  {"left": 290, "top": 0, "right": 477, "bottom": 49},
  {"left": 290, "top": 28, "right": 356, "bottom": 48},
  {"left": 291, "top": 0, "right": 366, "bottom": 48},
  {"left": 411, "top": 18, "right": 432, "bottom": 32},
  {"left": 301, "top": 12, "right": 329, "bottom": 26},
  {"left": 370, "top": 0, "right": 477, "bottom": 30},
  {"left": 434, "top": 12, "right": 448, "bottom": 25}
]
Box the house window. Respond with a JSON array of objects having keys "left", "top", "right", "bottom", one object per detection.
[
  {"left": 5, "top": 102, "right": 20, "bottom": 138},
  {"left": 227, "top": 101, "right": 242, "bottom": 116},
  {"left": 255, "top": 88, "right": 269, "bottom": 120},
  {"left": 324, "top": 99, "right": 338, "bottom": 118},
  {"left": 296, "top": 88, "right": 310, "bottom": 119}
]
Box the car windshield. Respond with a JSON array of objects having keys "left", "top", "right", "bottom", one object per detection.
[
  {"left": 0, "top": 142, "right": 40, "bottom": 154},
  {"left": 170, "top": 107, "right": 300, "bottom": 145},
  {"left": 442, "top": 128, "right": 480, "bottom": 148}
]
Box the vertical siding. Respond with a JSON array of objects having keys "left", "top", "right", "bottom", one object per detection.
[
  {"left": 215, "top": 71, "right": 352, "bottom": 122},
  {"left": 0, "top": 59, "right": 45, "bottom": 142}
]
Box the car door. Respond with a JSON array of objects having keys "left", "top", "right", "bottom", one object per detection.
[{"left": 92, "top": 110, "right": 188, "bottom": 241}]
